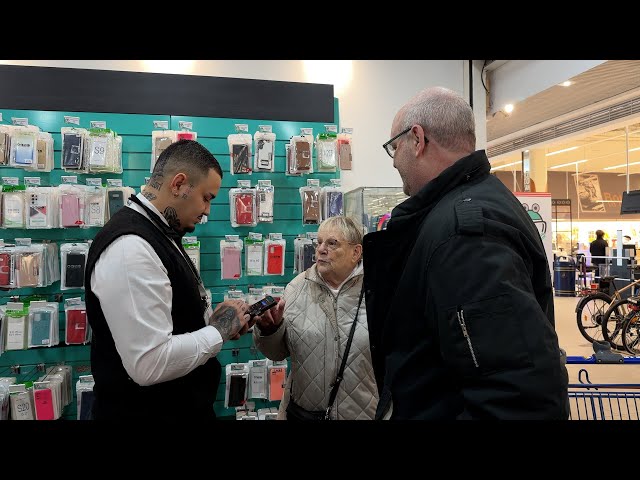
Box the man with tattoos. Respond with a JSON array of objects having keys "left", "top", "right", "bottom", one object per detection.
[{"left": 85, "top": 140, "right": 253, "bottom": 420}]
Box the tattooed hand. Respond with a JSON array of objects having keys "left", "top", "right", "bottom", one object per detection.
[{"left": 208, "top": 300, "right": 250, "bottom": 342}]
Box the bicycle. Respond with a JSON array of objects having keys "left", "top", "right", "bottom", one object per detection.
[{"left": 576, "top": 275, "right": 640, "bottom": 348}]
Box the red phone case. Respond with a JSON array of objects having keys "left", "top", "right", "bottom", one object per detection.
[
  {"left": 66, "top": 309, "right": 87, "bottom": 344},
  {"left": 235, "top": 194, "right": 254, "bottom": 225},
  {"left": 34, "top": 389, "right": 55, "bottom": 420},
  {"left": 266, "top": 244, "right": 284, "bottom": 275},
  {"left": 0, "top": 253, "right": 11, "bottom": 286}
]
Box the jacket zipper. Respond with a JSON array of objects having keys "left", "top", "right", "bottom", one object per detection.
[{"left": 456, "top": 307, "right": 479, "bottom": 368}]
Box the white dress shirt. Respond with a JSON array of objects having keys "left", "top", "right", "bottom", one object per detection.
[{"left": 90, "top": 193, "right": 223, "bottom": 387}]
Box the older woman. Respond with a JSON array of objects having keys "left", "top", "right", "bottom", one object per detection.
[{"left": 254, "top": 216, "right": 378, "bottom": 420}]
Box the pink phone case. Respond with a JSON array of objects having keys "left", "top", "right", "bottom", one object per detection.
[
  {"left": 222, "top": 247, "right": 241, "bottom": 279},
  {"left": 61, "top": 195, "right": 81, "bottom": 227},
  {"left": 34, "top": 389, "right": 55, "bottom": 420}
]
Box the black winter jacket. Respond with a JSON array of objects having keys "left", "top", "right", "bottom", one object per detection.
[{"left": 363, "top": 150, "right": 569, "bottom": 420}]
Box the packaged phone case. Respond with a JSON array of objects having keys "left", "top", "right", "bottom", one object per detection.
[
  {"left": 254, "top": 126, "right": 276, "bottom": 173},
  {"left": 2, "top": 188, "right": 26, "bottom": 228},
  {"left": 268, "top": 361, "right": 287, "bottom": 401},
  {"left": 9, "top": 126, "right": 39, "bottom": 168},
  {"left": 316, "top": 131, "right": 338, "bottom": 172},
  {"left": 220, "top": 236, "right": 243, "bottom": 280},
  {"left": 256, "top": 180, "right": 274, "bottom": 223},
  {"left": 337, "top": 128, "right": 353, "bottom": 170},
  {"left": 64, "top": 298, "right": 88, "bottom": 345},
  {"left": 228, "top": 125, "right": 252, "bottom": 175},
  {"left": 60, "top": 243, "right": 89, "bottom": 290},
  {"left": 264, "top": 235, "right": 286, "bottom": 276},
  {"left": 151, "top": 130, "right": 177, "bottom": 172},
  {"left": 26, "top": 186, "right": 55, "bottom": 229},
  {"left": 300, "top": 181, "right": 321, "bottom": 225},
  {"left": 58, "top": 185, "right": 85, "bottom": 228},
  {"left": 61, "top": 127, "right": 87, "bottom": 171},
  {"left": 321, "top": 179, "right": 344, "bottom": 220},
  {"left": 244, "top": 233, "right": 264, "bottom": 276},
  {"left": 291, "top": 135, "right": 312, "bottom": 173},
  {"left": 225, "top": 364, "right": 249, "bottom": 408},
  {"left": 229, "top": 181, "right": 257, "bottom": 227},
  {"left": 27, "top": 132, "right": 54, "bottom": 172}
]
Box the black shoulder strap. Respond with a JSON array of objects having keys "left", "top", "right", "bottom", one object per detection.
[{"left": 325, "top": 286, "right": 365, "bottom": 419}]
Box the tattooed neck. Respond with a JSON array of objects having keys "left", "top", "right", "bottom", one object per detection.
[
  {"left": 163, "top": 206, "right": 182, "bottom": 234},
  {"left": 142, "top": 190, "right": 157, "bottom": 201}
]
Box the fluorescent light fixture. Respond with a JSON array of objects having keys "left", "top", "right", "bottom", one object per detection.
[
  {"left": 490, "top": 161, "right": 520, "bottom": 171},
  {"left": 504, "top": 104, "right": 514, "bottom": 114},
  {"left": 546, "top": 146, "right": 578, "bottom": 157},
  {"left": 559, "top": 81, "right": 572, "bottom": 87},
  {"left": 603, "top": 161, "right": 640, "bottom": 170},
  {"left": 549, "top": 159, "right": 588, "bottom": 169}
]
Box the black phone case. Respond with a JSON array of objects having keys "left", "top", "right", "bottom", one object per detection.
[
  {"left": 232, "top": 144, "right": 249, "bottom": 173},
  {"left": 62, "top": 133, "right": 82, "bottom": 168},
  {"left": 302, "top": 244, "right": 316, "bottom": 270},
  {"left": 108, "top": 191, "right": 124, "bottom": 216},
  {"left": 65, "top": 253, "right": 86, "bottom": 287}
]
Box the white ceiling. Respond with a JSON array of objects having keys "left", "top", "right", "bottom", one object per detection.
[
  {"left": 488, "top": 60, "right": 640, "bottom": 176},
  {"left": 487, "top": 60, "right": 640, "bottom": 142}
]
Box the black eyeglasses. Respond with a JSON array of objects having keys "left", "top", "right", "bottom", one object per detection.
[{"left": 382, "top": 126, "right": 428, "bottom": 158}]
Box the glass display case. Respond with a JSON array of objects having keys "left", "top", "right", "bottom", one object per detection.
[{"left": 345, "top": 187, "right": 408, "bottom": 233}]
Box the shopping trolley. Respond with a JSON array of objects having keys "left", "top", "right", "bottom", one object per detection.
[{"left": 567, "top": 354, "right": 640, "bottom": 420}]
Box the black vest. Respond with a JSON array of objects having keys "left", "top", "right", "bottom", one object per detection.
[{"left": 85, "top": 205, "right": 221, "bottom": 420}]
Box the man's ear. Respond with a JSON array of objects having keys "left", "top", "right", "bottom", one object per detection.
[{"left": 169, "top": 172, "right": 188, "bottom": 195}]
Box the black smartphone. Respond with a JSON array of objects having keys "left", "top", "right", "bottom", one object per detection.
[{"left": 248, "top": 295, "right": 277, "bottom": 317}]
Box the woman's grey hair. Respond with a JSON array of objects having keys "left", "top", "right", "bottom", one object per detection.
[
  {"left": 318, "top": 216, "right": 366, "bottom": 245},
  {"left": 401, "top": 86, "right": 476, "bottom": 153}
]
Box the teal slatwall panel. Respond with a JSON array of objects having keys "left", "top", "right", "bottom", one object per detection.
[{"left": 0, "top": 98, "right": 339, "bottom": 419}]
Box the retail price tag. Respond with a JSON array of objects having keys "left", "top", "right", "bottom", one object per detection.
[
  {"left": 301, "top": 128, "right": 313, "bottom": 136},
  {"left": 107, "top": 179, "right": 123, "bottom": 187},
  {"left": 61, "top": 176, "right": 78, "bottom": 184},
  {"left": 225, "top": 235, "right": 240, "bottom": 241},
  {"left": 11, "top": 118, "right": 28, "bottom": 126},
  {"left": 2, "top": 177, "right": 19, "bottom": 186},
  {"left": 307, "top": 179, "right": 320, "bottom": 187},
  {"left": 86, "top": 178, "right": 102, "bottom": 186},
  {"left": 235, "top": 124, "right": 249, "bottom": 133},
  {"left": 237, "top": 180, "right": 251, "bottom": 188},
  {"left": 325, "top": 125, "right": 338, "bottom": 133},
  {"left": 258, "top": 125, "right": 272, "bottom": 133},
  {"left": 257, "top": 180, "right": 272, "bottom": 187},
  {"left": 90, "top": 121, "right": 106, "bottom": 129},
  {"left": 248, "top": 232, "right": 263, "bottom": 241},
  {"left": 268, "top": 233, "right": 282, "bottom": 240},
  {"left": 341, "top": 127, "right": 353, "bottom": 134},
  {"left": 24, "top": 177, "right": 41, "bottom": 186},
  {"left": 154, "top": 120, "right": 169, "bottom": 129},
  {"left": 178, "top": 121, "right": 193, "bottom": 130},
  {"left": 64, "top": 116, "right": 80, "bottom": 125}
]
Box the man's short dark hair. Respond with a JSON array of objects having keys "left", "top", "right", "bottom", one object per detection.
[{"left": 152, "top": 139, "right": 223, "bottom": 184}]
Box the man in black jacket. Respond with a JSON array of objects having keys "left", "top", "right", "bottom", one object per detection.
[{"left": 363, "top": 87, "right": 569, "bottom": 420}]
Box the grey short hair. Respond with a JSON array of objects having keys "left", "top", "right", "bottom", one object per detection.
[
  {"left": 401, "top": 86, "right": 476, "bottom": 152},
  {"left": 318, "top": 216, "right": 365, "bottom": 245}
]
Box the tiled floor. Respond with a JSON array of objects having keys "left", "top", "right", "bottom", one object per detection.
[{"left": 555, "top": 295, "right": 640, "bottom": 385}]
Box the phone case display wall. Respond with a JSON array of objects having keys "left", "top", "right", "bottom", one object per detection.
[
  {"left": 0, "top": 101, "right": 340, "bottom": 419},
  {"left": 344, "top": 187, "right": 408, "bottom": 233}
]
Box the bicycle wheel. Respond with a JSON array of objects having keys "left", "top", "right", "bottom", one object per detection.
[
  {"left": 622, "top": 311, "right": 640, "bottom": 354},
  {"left": 576, "top": 293, "right": 611, "bottom": 343},
  {"left": 601, "top": 298, "right": 630, "bottom": 350}
]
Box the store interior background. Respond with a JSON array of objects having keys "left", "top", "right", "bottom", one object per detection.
[{"left": 3, "top": 59, "right": 637, "bottom": 389}]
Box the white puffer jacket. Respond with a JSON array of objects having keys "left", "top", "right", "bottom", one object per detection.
[{"left": 253, "top": 263, "right": 378, "bottom": 420}]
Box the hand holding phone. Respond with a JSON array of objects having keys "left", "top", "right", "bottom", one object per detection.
[{"left": 254, "top": 297, "right": 285, "bottom": 336}]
